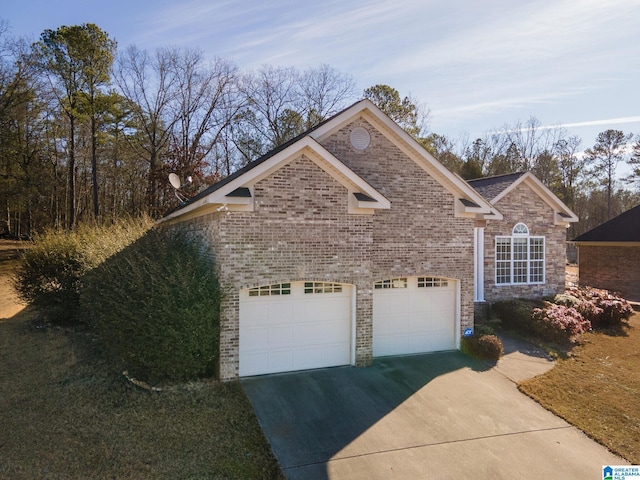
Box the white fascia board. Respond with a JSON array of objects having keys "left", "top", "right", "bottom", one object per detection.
[{"left": 159, "top": 195, "right": 215, "bottom": 223}]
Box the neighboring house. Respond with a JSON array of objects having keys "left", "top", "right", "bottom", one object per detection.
[
  {"left": 468, "top": 172, "right": 578, "bottom": 303},
  {"left": 572, "top": 205, "right": 640, "bottom": 301},
  {"left": 159, "top": 100, "right": 577, "bottom": 380}
]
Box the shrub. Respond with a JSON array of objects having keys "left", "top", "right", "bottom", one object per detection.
[
  {"left": 461, "top": 334, "right": 503, "bottom": 362},
  {"left": 531, "top": 302, "right": 591, "bottom": 343},
  {"left": 12, "top": 217, "right": 153, "bottom": 324},
  {"left": 565, "top": 286, "right": 634, "bottom": 328},
  {"left": 13, "top": 233, "right": 82, "bottom": 323},
  {"left": 491, "top": 299, "right": 544, "bottom": 335},
  {"left": 82, "top": 228, "right": 221, "bottom": 384}
]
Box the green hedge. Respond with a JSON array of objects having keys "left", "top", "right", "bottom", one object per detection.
[{"left": 81, "top": 228, "right": 221, "bottom": 384}]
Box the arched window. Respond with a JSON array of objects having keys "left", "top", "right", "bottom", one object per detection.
[
  {"left": 495, "top": 223, "right": 545, "bottom": 285},
  {"left": 512, "top": 223, "right": 529, "bottom": 236}
]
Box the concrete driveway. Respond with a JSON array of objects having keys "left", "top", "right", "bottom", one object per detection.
[{"left": 242, "top": 339, "right": 626, "bottom": 479}]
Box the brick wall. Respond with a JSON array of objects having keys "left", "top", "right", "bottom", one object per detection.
[
  {"left": 483, "top": 183, "right": 567, "bottom": 302},
  {"left": 177, "top": 118, "right": 476, "bottom": 380},
  {"left": 578, "top": 245, "right": 640, "bottom": 301}
]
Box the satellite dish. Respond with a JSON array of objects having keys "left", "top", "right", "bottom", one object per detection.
[{"left": 168, "top": 173, "right": 181, "bottom": 189}]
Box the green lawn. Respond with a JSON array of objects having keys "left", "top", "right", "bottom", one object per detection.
[{"left": 0, "top": 255, "right": 283, "bottom": 479}]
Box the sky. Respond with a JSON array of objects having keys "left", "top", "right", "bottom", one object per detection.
[{"left": 2, "top": 0, "right": 640, "bottom": 151}]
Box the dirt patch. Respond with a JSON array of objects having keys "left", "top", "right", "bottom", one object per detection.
[
  {"left": 0, "top": 258, "right": 24, "bottom": 319},
  {"left": 0, "top": 239, "right": 29, "bottom": 261}
]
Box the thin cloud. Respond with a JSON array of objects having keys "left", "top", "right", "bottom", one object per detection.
[{"left": 492, "top": 117, "right": 640, "bottom": 135}]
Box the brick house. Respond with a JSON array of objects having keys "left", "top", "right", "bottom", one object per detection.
[
  {"left": 160, "top": 100, "right": 577, "bottom": 380},
  {"left": 572, "top": 205, "right": 640, "bottom": 301},
  {"left": 468, "top": 172, "right": 578, "bottom": 303}
]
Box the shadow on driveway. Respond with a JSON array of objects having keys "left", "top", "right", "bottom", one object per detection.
[
  {"left": 242, "top": 345, "right": 625, "bottom": 479},
  {"left": 242, "top": 352, "right": 485, "bottom": 478}
]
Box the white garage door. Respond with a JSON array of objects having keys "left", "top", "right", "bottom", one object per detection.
[
  {"left": 373, "top": 277, "right": 457, "bottom": 357},
  {"left": 239, "top": 281, "right": 353, "bottom": 377}
]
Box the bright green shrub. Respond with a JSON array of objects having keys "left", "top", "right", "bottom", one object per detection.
[
  {"left": 82, "top": 228, "right": 221, "bottom": 384},
  {"left": 13, "top": 217, "right": 153, "bottom": 324},
  {"left": 461, "top": 334, "right": 503, "bottom": 362}
]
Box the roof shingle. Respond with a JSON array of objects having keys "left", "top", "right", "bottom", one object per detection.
[
  {"left": 467, "top": 172, "right": 526, "bottom": 202},
  {"left": 573, "top": 205, "right": 640, "bottom": 242}
]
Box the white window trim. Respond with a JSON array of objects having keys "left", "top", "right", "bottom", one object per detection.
[{"left": 495, "top": 224, "right": 545, "bottom": 286}]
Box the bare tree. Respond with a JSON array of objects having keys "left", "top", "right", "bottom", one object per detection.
[
  {"left": 237, "top": 64, "right": 357, "bottom": 156},
  {"left": 298, "top": 64, "right": 356, "bottom": 128},
  {"left": 239, "top": 65, "right": 300, "bottom": 149},
  {"left": 166, "top": 50, "right": 242, "bottom": 193},
  {"left": 113, "top": 45, "right": 180, "bottom": 216}
]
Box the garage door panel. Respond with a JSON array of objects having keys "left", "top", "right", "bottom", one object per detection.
[
  {"left": 293, "top": 323, "right": 324, "bottom": 344},
  {"left": 408, "top": 334, "right": 430, "bottom": 352},
  {"left": 240, "top": 282, "right": 352, "bottom": 376},
  {"left": 267, "top": 302, "right": 295, "bottom": 323},
  {"left": 373, "top": 277, "right": 456, "bottom": 357},
  {"left": 321, "top": 321, "right": 351, "bottom": 343},
  {"left": 268, "top": 325, "right": 294, "bottom": 348}
]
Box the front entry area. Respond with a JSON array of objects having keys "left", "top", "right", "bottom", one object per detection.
[
  {"left": 373, "top": 276, "right": 457, "bottom": 357},
  {"left": 239, "top": 281, "right": 353, "bottom": 377}
]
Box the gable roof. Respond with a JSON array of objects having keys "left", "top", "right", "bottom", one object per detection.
[
  {"left": 160, "top": 99, "right": 499, "bottom": 224},
  {"left": 468, "top": 171, "right": 578, "bottom": 225},
  {"left": 160, "top": 135, "right": 391, "bottom": 223},
  {"left": 573, "top": 205, "right": 640, "bottom": 243},
  {"left": 309, "top": 100, "right": 497, "bottom": 218},
  {"left": 467, "top": 172, "right": 526, "bottom": 202}
]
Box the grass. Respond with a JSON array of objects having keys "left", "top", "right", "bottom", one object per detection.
[
  {"left": 0, "top": 254, "right": 283, "bottom": 479},
  {"left": 519, "top": 312, "right": 640, "bottom": 464}
]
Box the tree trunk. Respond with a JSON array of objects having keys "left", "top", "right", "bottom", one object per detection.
[
  {"left": 91, "top": 115, "right": 99, "bottom": 219},
  {"left": 68, "top": 114, "right": 76, "bottom": 230}
]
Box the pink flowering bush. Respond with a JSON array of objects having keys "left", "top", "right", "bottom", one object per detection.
[
  {"left": 564, "top": 286, "right": 634, "bottom": 328},
  {"left": 531, "top": 302, "right": 592, "bottom": 343}
]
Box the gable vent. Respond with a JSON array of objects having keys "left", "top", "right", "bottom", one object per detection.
[{"left": 350, "top": 127, "right": 371, "bottom": 150}]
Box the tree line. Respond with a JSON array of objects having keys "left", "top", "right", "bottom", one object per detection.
[{"left": 1, "top": 21, "right": 638, "bottom": 239}]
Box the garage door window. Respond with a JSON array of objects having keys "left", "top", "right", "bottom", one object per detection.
[
  {"left": 374, "top": 278, "right": 407, "bottom": 289},
  {"left": 418, "top": 277, "right": 448, "bottom": 288},
  {"left": 304, "top": 282, "right": 343, "bottom": 294},
  {"left": 248, "top": 283, "right": 291, "bottom": 297}
]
